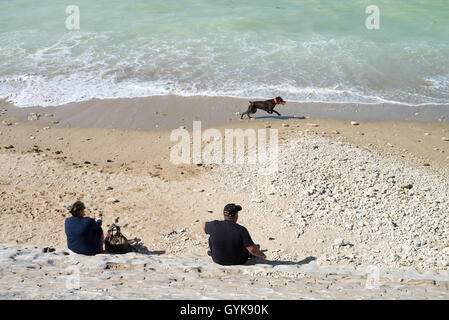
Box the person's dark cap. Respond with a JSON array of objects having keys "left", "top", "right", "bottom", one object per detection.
[{"left": 223, "top": 203, "right": 242, "bottom": 217}]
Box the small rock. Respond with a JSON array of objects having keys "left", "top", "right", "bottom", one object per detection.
[
  {"left": 60, "top": 202, "right": 71, "bottom": 209},
  {"left": 400, "top": 184, "right": 413, "bottom": 190},
  {"left": 44, "top": 114, "right": 54, "bottom": 118},
  {"left": 27, "top": 113, "right": 40, "bottom": 121},
  {"left": 106, "top": 197, "right": 119, "bottom": 203},
  {"left": 193, "top": 188, "right": 204, "bottom": 193},
  {"left": 350, "top": 121, "right": 359, "bottom": 126},
  {"left": 333, "top": 238, "right": 350, "bottom": 248},
  {"left": 282, "top": 123, "right": 289, "bottom": 127},
  {"left": 50, "top": 120, "right": 59, "bottom": 124},
  {"left": 295, "top": 229, "right": 304, "bottom": 238},
  {"left": 442, "top": 137, "right": 449, "bottom": 141}
]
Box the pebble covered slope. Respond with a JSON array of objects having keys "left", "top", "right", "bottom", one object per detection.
[{"left": 215, "top": 134, "right": 449, "bottom": 271}]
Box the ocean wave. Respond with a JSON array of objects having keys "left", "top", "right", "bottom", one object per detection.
[
  {"left": 0, "top": 31, "right": 448, "bottom": 107},
  {"left": 1, "top": 73, "right": 448, "bottom": 107}
]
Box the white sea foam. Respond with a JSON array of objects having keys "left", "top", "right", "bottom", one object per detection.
[
  {"left": 0, "top": 28, "right": 448, "bottom": 107},
  {"left": 2, "top": 78, "right": 448, "bottom": 107}
]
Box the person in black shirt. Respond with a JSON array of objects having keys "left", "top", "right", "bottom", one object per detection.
[
  {"left": 65, "top": 201, "right": 104, "bottom": 255},
  {"left": 203, "top": 203, "right": 266, "bottom": 265}
]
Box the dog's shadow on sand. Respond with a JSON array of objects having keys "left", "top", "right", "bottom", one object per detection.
[
  {"left": 244, "top": 256, "right": 317, "bottom": 267},
  {"left": 253, "top": 115, "right": 305, "bottom": 120}
]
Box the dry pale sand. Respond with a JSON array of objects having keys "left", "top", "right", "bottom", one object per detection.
[
  {"left": 0, "top": 96, "right": 449, "bottom": 299},
  {"left": 1, "top": 97, "right": 449, "bottom": 252}
]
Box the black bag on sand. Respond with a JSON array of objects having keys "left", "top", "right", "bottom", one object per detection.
[{"left": 104, "top": 224, "right": 132, "bottom": 254}]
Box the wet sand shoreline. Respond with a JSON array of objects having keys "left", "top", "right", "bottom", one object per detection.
[{"left": 2, "top": 96, "right": 448, "bottom": 132}]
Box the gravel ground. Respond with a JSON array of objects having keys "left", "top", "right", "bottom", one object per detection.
[{"left": 214, "top": 133, "right": 449, "bottom": 271}]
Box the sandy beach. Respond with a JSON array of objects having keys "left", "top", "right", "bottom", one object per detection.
[
  {"left": 1, "top": 95, "right": 448, "bottom": 299},
  {"left": 2, "top": 0, "right": 449, "bottom": 303}
]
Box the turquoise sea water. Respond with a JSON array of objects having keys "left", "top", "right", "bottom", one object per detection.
[{"left": 0, "top": 0, "right": 448, "bottom": 107}]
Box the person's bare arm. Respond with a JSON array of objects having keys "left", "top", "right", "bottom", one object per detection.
[
  {"left": 202, "top": 222, "right": 207, "bottom": 232},
  {"left": 246, "top": 244, "right": 266, "bottom": 259}
]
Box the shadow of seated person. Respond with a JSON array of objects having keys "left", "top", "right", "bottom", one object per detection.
[
  {"left": 244, "top": 255, "right": 317, "bottom": 267},
  {"left": 127, "top": 237, "right": 165, "bottom": 255}
]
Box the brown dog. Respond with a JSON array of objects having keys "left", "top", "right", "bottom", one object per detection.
[{"left": 240, "top": 96, "right": 286, "bottom": 119}]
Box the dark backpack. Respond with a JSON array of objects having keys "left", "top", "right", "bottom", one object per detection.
[{"left": 104, "top": 224, "right": 132, "bottom": 254}]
